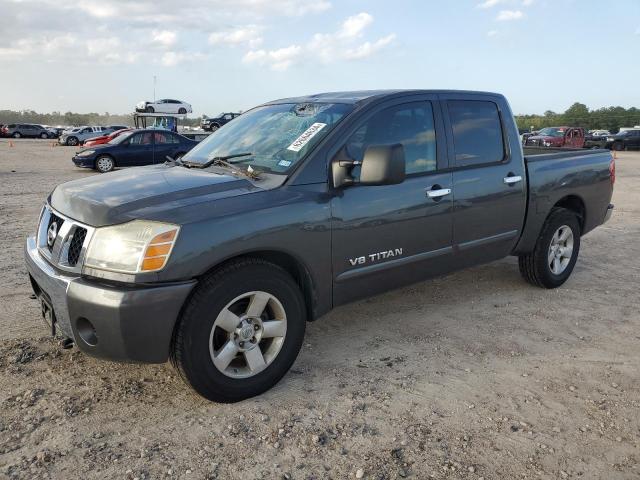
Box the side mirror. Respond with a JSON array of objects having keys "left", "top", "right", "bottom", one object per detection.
[
  {"left": 359, "top": 144, "right": 406, "bottom": 186},
  {"left": 332, "top": 144, "right": 405, "bottom": 188}
]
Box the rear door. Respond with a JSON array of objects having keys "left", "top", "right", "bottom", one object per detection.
[
  {"left": 441, "top": 95, "right": 527, "bottom": 266},
  {"left": 152, "top": 131, "right": 180, "bottom": 162},
  {"left": 330, "top": 95, "right": 454, "bottom": 305}
]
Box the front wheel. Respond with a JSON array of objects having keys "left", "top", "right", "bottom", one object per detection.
[
  {"left": 178, "top": 108, "right": 187, "bottom": 114},
  {"left": 66, "top": 136, "right": 79, "bottom": 146},
  {"left": 146, "top": 106, "right": 155, "bottom": 113},
  {"left": 518, "top": 208, "right": 581, "bottom": 288},
  {"left": 95, "top": 155, "right": 115, "bottom": 173},
  {"left": 171, "top": 259, "right": 306, "bottom": 402},
  {"left": 12, "top": 132, "right": 21, "bottom": 138},
  {"left": 612, "top": 142, "right": 625, "bottom": 151}
]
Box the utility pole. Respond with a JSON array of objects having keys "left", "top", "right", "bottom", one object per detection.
[{"left": 153, "top": 75, "right": 157, "bottom": 102}]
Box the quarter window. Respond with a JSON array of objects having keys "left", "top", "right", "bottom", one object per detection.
[
  {"left": 345, "top": 102, "right": 437, "bottom": 175},
  {"left": 447, "top": 100, "right": 505, "bottom": 167}
]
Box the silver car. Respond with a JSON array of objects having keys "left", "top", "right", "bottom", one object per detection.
[{"left": 58, "top": 126, "right": 108, "bottom": 146}]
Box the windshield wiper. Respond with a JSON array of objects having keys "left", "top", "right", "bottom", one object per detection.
[{"left": 198, "top": 152, "right": 253, "bottom": 169}]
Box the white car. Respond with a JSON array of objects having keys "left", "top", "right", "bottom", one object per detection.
[{"left": 135, "top": 99, "right": 192, "bottom": 114}]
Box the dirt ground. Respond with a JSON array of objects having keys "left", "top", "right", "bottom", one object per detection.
[{"left": 0, "top": 138, "right": 638, "bottom": 480}]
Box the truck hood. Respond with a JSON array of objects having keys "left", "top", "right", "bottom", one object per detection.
[{"left": 50, "top": 164, "right": 260, "bottom": 227}]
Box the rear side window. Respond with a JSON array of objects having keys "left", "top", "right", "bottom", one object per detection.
[{"left": 447, "top": 100, "right": 504, "bottom": 167}]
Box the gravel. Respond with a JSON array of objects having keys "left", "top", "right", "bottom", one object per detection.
[{"left": 1, "top": 140, "right": 639, "bottom": 479}]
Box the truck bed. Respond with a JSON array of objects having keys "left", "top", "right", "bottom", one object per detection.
[{"left": 513, "top": 147, "right": 614, "bottom": 254}]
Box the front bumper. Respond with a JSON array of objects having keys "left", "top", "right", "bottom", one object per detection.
[
  {"left": 72, "top": 155, "right": 95, "bottom": 167},
  {"left": 25, "top": 236, "right": 196, "bottom": 363}
]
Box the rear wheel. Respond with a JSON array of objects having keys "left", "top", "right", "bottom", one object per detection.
[
  {"left": 95, "top": 155, "right": 115, "bottom": 173},
  {"left": 178, "top": 108, "right": 187, "bottom": 114},
  {"left": 12, "top": 132, "right": 21, "bottom": 138},
  {"left": 518, "top": 208, "right": 581, "bottom": 288},
  {"left": 171, "top": 258, "right": 306, "bottom": 402},
  {"left": 40, "top": 132, "right": 48, "bottom": 139},
  {"left": 210, "top": 124, "right": 220, "bottom": 132}
]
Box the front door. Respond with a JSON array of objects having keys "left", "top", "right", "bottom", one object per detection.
[
  {"left": 330, "top": 97, "right": 453, "bottom": 306},
  {"left": 118, "top": 131, "right": 154, "bottom": 166},
  {"left": 441, "top": 96, "right": 527, "bottom": 266}
]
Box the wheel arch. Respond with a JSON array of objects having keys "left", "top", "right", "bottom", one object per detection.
[
  {"left": 552, "top": 194, "right": 586, "bottom": 233},
  {"left": 197, "top": 250, "right": 317, "bottom": 322}
]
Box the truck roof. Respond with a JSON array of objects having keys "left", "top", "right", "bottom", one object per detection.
[{"left": 264, "top": 89, "right": 504, "bottom": 106}]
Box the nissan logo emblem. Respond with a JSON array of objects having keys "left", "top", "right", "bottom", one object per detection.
[{"left": 47, "top": 222, "right": 58, "bottom": 247}]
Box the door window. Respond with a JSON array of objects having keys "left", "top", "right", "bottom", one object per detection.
[
  {"left": 129, "top": 132, "right": 153, "bottom": 145},
  {"left": 154, "top": 132, "right": 179, "bottom": 144},
  {"left": 447, "top": 100, "right": 505, "bottom": 167},
  {"left": 344, "top": 102, "right": 437, "bottom": 175}
]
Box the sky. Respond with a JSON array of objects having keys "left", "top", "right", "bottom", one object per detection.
[{"left": 1, "top": 0, "right": 639, "bottom": 116}]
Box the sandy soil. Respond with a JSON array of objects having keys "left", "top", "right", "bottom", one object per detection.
[{"left": 0, "top": 139, "right": 638, "bottom": 479}]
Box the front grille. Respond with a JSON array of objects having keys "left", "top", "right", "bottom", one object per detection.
[
  {"left": 67, "top": 227, "right": 87, "bottom": 266},
  {"left": 46, "top": 213, "right": 64, "bottom": 251}
]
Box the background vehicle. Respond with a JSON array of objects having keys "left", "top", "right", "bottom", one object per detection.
[
  {"left": 84, "top": 128, "right": 132, "bottom": 147},
  {"left": 201, "top": 112, "right": 241, "bottom": 131},
  {"left": 46, "top": 127, "right": 67, "bottom": 138},
  {"left": 584, "top": 131, "right": 609, "bottom": 149},
  {"left": 605, "top": 129, "right": 640, "bottom": 151},
  {"left": 136, "top": 99, "right": 192, "bottom": 114},
  {"left": 3, "top": 123, "right": 52, "bottom": 139},
  {"left": 524, "top": 127, "right": 585, "bottom": 148},
  {"left": 59, "top": 126, "right": 108, "bottom": 146},
  {"left": 72, "top": 129, "right": 197, "bottom": 172},
  {"left": 26, "top": 90, "right": 614, "bottom": 403}
]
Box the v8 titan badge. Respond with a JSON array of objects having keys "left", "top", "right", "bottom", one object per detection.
[{"left": 287, "top": 123, "right": 327, "bottom": 152}]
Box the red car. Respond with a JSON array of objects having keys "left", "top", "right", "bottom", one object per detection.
[
  {"left": 84, "top": 128, "right": 132, "bottom": 147},
  {"left": 524, "top": 127, "right": 585, "bottom": 148}
]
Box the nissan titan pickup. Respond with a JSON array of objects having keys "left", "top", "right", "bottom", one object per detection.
[{"left": 25, "top": 90, "right": 615, "bottom": 402}]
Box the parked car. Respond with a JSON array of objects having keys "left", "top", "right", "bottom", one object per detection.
[
  {"left": 136, "top": 99, "right": 192, "bottom": 114},
  {"left": 25, "top": 90, "right": 614, "bottom": 402},
  {"left": 3, "top": 123, "right": 53, "bottom": 139},
  {"left": 201, "top": 112, "right": 241, "bottom": 131},
  {"left": 84, "top": 128, "right": 132, "bottom": 147},
  {"left": 584, "top": 131, "right": 609, "bottom": 149},
  {"left": 524, "top": 127, "right": 585, "bottom": 148},
  {"left": 604, "top": 129, "right": 640, "bottom": 151},
  {"left": 72, "top": 129, "right": 197, "bottom": 173},
  {"left": 46, "top": 127, "right": 67, "bottom": 138},
  {"left": 59, "top": 126, "right": 110, "bottom": 146}
]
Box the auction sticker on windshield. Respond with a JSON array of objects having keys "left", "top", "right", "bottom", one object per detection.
[{"left": 287, "top": 123, "right": 327, "bottom": 152}]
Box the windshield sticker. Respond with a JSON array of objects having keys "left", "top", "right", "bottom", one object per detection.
[
  {"left": 287, "top": 123, "right": 327, "bottom": 152},
  {"left": 278, "top": 160, "right": 292, "bottom": 167}
]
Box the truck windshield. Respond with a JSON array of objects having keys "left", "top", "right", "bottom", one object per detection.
[
  {"left": 183, "top": 103, "right": 353, "bottom": 173},
  {"left": 538, "top": 127, "right": 565, "bottom": 137}
]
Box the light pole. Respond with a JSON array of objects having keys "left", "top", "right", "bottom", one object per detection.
[{"left": 153, "top": 75, "right": 157, "bottom": 102}]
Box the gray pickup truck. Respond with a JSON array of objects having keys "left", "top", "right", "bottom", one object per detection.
[{"left": 25, "top": 90, "right": 615, "bottom": 402}]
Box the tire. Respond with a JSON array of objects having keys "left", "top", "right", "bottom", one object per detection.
[
  {"left": 210, "top": 124, "right": 220, "bottom": 132},
  {"left": 178, "top": 108, "right": 187, "bottom": 114},
  {"left": 66, "top": 136, "right": 79, "bottom": 146},
  {"left": 12, "top": 132, "right": 21, "bottom": 138},
  {"left": 518, "top": 208, "right": 581, "bottom": 289},
  {"left": 612, "top": 142, "right": 625, "bottom": 151},
  {"left": 146, "top": 106, "right": 155, "bottom": 113},
  {"left": 95, "top": 155, "right": 115, "bottom": 173},
  {"left": 40, "top": 132, "right": 48, "bottom": 139},
  {"left": 171, "top": 258, "right": 307, "bottom": 403}
]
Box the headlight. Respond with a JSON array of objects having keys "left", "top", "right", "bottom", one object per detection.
[
  {"left": 76, "top": 150, "right": 95, "bottom": 157},
  {"left": 84, "top": 220, "right": 180, "bottom": 274},
  {"left": 543, "top": 141, "right": 551, "bottom": 147}
]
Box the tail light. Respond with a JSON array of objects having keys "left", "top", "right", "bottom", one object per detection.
[{"left": 609, "top": 156, "right": 615, "bottom": 186}]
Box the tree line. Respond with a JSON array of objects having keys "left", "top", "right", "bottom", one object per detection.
[
  {"left": 2, "top": 103, "right": 640, "bottom": 133},
  {"left": 0, "top": 110, "right": 202, "bottom": 128},
  {"left": 515, "top": 103, "right": 640, "bottom": 133}
]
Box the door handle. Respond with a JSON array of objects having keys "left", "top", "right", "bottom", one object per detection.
[
  {"left": 426, "top": 188, "right": 452, "bottom": 199},
  {"left": 503, "top": 175, "right": 522, "bottom": 185}
]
